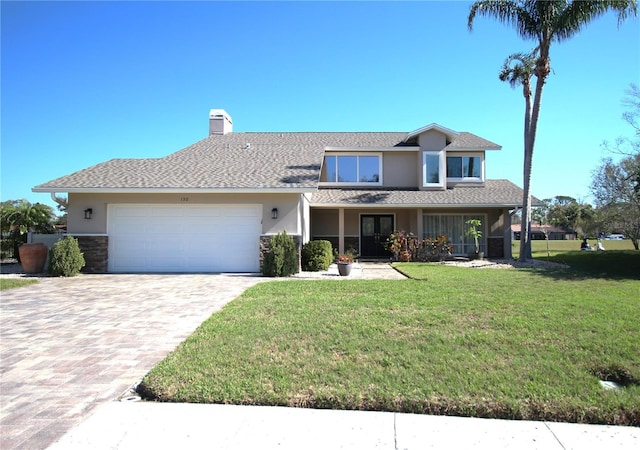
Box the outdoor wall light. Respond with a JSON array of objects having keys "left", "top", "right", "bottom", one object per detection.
[
  {"left": 84, "top": 208, "right": 93, "bottom": 220},
  {"left": 271, "top": 208, "right": 278, "bottom": 220}
]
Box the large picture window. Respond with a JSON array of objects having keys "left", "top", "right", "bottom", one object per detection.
[
  {"left": 321, "top": 154, "right": 381, "bottom": 184},
  {"left": 446, "top": 155, "right": 483, "bottom": 181},
  {"left": 423, "top": 214, "right": 485, "bottom": 255}
]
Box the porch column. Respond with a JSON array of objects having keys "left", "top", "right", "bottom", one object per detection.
[
  {"left": 417, "top": 209, "right": 423, "bottom": 238},
  {"left": 338, "top": 208, "right": 345, "bottom": 254},
  {"left": 504, "top": 209, "right": 513, "bottom": 259}
]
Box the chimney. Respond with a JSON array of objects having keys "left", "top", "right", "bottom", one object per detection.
[{"left": 209, "top": 109, "right": 232, "bottom": 135}]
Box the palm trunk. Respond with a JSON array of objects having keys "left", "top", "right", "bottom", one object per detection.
[{"left": 519, "top": 57, "right": 546, "bottom": 262}]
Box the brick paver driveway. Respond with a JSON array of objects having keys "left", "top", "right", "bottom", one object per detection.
[{"left": 0, "top": 274, "right": 264, "bottom": 450}]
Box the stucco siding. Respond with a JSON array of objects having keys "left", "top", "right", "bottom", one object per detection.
[
  {"left": 68, "top": 192, "right": 301, "bottom": 235},
  {"left": 382, "top": 152, "right": 418, "bottom": 187},
  {"left": 310, "top": 209, "right": 339, "bottom": 237},
  {"left": 418, "top": 130, "right": 447, "bottom": 151}
]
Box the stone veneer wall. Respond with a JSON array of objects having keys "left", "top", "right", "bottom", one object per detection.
[
  {"left": 260, "top": 234, "right": 302, "bottom": 273},
  {"left": 74, "top": 235, "right": 108, "bottom": 273}
]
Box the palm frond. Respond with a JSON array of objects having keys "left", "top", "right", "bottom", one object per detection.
[
  {"left": 468, "top": 1, "right": 538, "bottom": 41},
  {"left": 498, "top": 50, "right": 537, "bottom": 88},
  {"left": 554, "top": 0, "right": 638, "bottom": 42}
]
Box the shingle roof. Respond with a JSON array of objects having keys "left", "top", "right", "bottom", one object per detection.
[
  {"left": 311, "top": 180, "right": 539, "bottom": 208},
  {"left": 33, "top": 130, "right": 501, "bottom": 192},
  {"left": 445, "top": 132, "right": 501, "bottom": 150}
]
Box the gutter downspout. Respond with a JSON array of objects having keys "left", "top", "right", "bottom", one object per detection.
[{"left": 50, "top": 193, "right": 68, "bottom": 210}]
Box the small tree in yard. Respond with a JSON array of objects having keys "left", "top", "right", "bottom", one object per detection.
[
  {"left": 262, "top": 231, "right": 298, "bottom": 277},
  {"left": 465, "top": 219, "right": 483, "bottom": 256},
  {"left": 48, "top": 236, "right": 85, "bottom": 277}
]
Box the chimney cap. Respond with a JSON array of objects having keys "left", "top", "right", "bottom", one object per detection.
[{"left": 209, "top": 109, "right": 232, "bottom": 123}]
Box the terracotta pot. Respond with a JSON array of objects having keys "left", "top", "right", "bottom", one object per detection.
[{"left": 18, "top": 243, "right": 48, "bottom": 274}]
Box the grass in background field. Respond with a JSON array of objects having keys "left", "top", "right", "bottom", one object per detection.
[
  {"left": 140, "top": 253, "right": 640, "bottom": 425},
  {"left": 512, "top": 239, "right": 639, "bottom": 279}
]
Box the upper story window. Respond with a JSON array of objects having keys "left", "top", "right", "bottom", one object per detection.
[
  {"left": 321, "top": 154, "right": 381, "bottom": 184},
  {"left": 422, "top": 151, "right": 445, "bottom": 188},
  {"left": 446, "top": 155, "right": 483, "bottom": 181}
]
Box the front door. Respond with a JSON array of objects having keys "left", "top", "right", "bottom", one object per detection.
[{"left": 360, "top": 215, "right": 394, "bottom": 258}]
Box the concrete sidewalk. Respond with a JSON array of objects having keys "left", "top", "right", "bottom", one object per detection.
[{"left": 48, "top": 402, "right": 639, "bottom": 450}]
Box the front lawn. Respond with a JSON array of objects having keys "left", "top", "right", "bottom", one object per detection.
[
  {"left": 139, "top": 258, "right": 640, "bottom": 425},
  {"left": 0, "top": 278, "right": 38, "bottom": 290}
]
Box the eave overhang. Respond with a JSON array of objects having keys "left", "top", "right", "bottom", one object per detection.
[{"left": 32, "top": 187, "right": 316, "bottom": 194}]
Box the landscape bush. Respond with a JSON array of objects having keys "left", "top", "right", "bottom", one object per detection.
[
  {"left": 301, "top": 240, "right": 333, "bottom": 271},
  {"left": 48, "top": 236, "right": 85, "bottom": 277},
  {"left": 262, "top": 231, "right": 298, "bottom": 277}
]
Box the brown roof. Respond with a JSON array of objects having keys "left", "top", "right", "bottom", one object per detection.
[{"left": 33, "top": 131, "right": 501, "bottom": 192}]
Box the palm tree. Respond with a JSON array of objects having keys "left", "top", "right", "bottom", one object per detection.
[
  {"left": 1, "top": 199, "right": 55, "bottom": 234},
  {"left": 468, "top": 0, "right": 637, "bottom": 261},
  {"left": 499, "top": 50, "right": 536, "bottom": 140},
  {"left": 498, "top": 50, "right": 536, "bottom": 258}
]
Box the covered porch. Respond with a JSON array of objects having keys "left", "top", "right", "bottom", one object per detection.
[{"left": 309, "top": 207, "right": 513, "bottom": 259}]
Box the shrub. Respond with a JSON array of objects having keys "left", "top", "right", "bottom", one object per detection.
[
  {"left": 48, "top": 236, "right": 85, "bottom": 277},
  {"left": 262, "top": 231, "right": 298, "bottom": 277},
  {"left": 301, "top": 240, "right": 333, "bottom": 271},
  {"left": 418, "top": 235, "right": 454, "bottom": 262}
]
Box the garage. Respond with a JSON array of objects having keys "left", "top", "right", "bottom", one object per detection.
[{"left": 108, "top": 204, "right": 262, "bottom": 273}]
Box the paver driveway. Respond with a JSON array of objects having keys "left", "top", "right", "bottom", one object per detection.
[{"left": 0, "top": 274, "right": 264, "bottom": 450}]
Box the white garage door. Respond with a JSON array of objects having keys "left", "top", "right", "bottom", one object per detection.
[{"left": 108, "top": 204, "right": 262, "bottom": 273}]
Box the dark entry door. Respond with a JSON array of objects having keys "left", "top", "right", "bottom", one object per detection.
[{"left": 360, "top": 215, "right": 394, "bottom": 258}]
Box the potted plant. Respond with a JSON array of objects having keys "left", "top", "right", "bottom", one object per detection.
[
  {"left": 1, "top": 200, "right": 55, "bottom": 273},
  {"left": 336, "top": 249, "right": 356, "bottom": 276},
  {"left": 465, "top": 218, "right": 484, "bottom": 260}
]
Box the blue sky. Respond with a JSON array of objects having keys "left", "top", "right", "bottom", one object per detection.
[{"left": 2, "top": 1, "right": 638, "bottom": 212}]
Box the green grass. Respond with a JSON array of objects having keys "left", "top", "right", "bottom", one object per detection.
[
  {"left": 0, "top": 278, "right": 38, "bottom": 290},
  {"left": 139, "top": 250, "right": 640, "bottom": 425},
  {"left": 522, "top": 238, "right": 636, "bottom": 255},
  {"left": 513, "top": 239, "right": 639, "bottom": 279}
]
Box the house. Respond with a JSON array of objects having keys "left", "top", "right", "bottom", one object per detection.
[
  {"left": 511, "top": 224, "right": 576, "bottom": 241},
  {"left": 512, "top": 224, "right": 576, "bottom": 241},
  {"left": 33, "top": 109, "right": 534, "bottom": 273}
]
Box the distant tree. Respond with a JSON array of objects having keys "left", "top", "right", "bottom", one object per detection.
[
  {"left": 592, "top": 85, "right": 640, "bottom": 249},
  {"left": 0, "top": 199, "right": 57, "bottom": 259},
  {"left": 0, "top": 199, "right": 56, "bottom": 235},
  {"left": 469, "top": 0, "right": 637, "bottom": 261},
  {"left": 603, "top": 83, "right": 640, "bottom": 157},
  {"left": 548, "top": 196, "right": 581, "bottom": 230},
  {"left": 536, "top": 196, "right": 595, "bottom": 237},
  {"left": 591, "top": 154, "right": 640, "bottom": 249},
  {"left": 575, "top": 203, "right": 599, "bottom": 239}
]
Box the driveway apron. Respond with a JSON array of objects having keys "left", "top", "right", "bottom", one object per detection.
[{"left": 0, "top": 274, "right": 264, "bottom": 450}]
